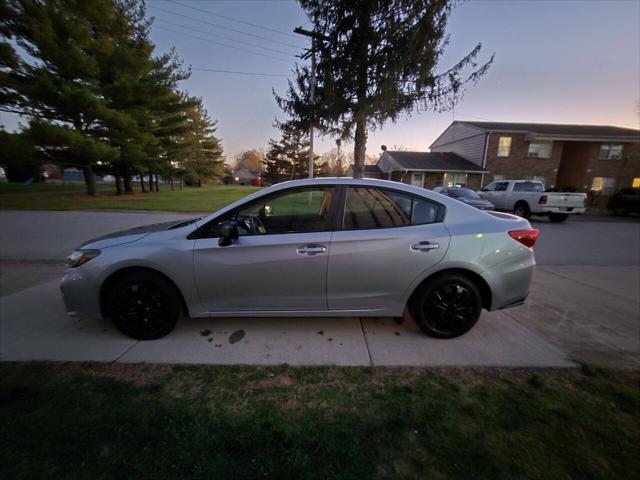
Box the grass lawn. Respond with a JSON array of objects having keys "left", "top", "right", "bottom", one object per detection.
[
  {"left": 0, "top": 183, "right": 261, "bottom": 212},
  {"left": 1, "top": 363, "right": 638, "bottom": 479}
]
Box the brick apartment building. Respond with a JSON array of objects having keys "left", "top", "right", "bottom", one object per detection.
[{"left": 373, "top": 121, "right": 640, "bottom": 198}]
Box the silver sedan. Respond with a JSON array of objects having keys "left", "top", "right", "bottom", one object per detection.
[{"left": 61, "top": 178, "right": 539, "bottom": 340}]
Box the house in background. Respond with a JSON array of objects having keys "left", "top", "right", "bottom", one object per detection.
[
  {"left": 232, "top": 168, "right": 259, "bottom": 185},
  {"left": 345, "top": 164, "right": 384, "bottom": 178},
  {"left": 429, "top": 121, "right": 640, "bottom": 196},
  {"left": 364, "top": 121, "right": 640, "bottom": 198},
  {"left": 376, "top": 150, "right": 487, "bottom": 189}
]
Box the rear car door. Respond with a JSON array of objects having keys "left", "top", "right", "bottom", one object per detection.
[
  {"left": 192, "top": 186, "right": 337, "bottom": 312},
  {"left": 327, "top": 186, "right": 450, "bottom": 311}
]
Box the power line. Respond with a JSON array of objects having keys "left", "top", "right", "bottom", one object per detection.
[
  {"left": 155, "top": 26, "right": 293, "bottom": 63},
  {"left": 149, "top": 5, "right": 303, "bottom": 49},
  {"left": 167, "top": 0, "right": 302, "bottom": 40},
  {"left": 192, "top": 67, "right": 288, "bottom": 77},
  {"left": 155, "top": 19, "right": 295, "bottom": 56}
]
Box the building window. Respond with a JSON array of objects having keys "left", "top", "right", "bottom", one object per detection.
[
  {"left": 497, "top": 137, "right": 511, "bottom": 157},
  {"left": 443, "top": 172, "right": 468, "bottom": 188},
  {"left": 632, "top": 178, "right": 640, "bottom": 188},
  {"left": 599, "top": 144, "right": 624, "bottom": 160},
  {"left": 524, "top": 175, "right": 548, "bottom": 186},
  {"left": 591, "top": 177, "right": 616, "bottom": 195},
  {"left": 493, "top": 174, "right": 506, "bottom": 182},
  {"left": 527, "top": 141, "right": 553, "bottom": 158}
]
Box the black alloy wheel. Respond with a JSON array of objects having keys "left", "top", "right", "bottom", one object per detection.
[
  {"left": 410, "top": 274, "right": 482, "bottom": 338},
  {"left": 105, "top": 271, "right": 181, "bottom": 340}
]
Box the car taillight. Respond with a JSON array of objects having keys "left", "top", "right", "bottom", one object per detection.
[
  {"left": 508, "top": 229, "right": 540, "bottom": 249},
  {"left": 538, "top": 195, "right": 547, "bottom": 204}
]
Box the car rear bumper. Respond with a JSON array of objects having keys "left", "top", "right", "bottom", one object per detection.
[
  {"left": 483, "top": 252, "right": 535, "bottom": 311},
  {"left": 60, "top": 268, "right": 102, "bottom": 319},
  {"left": 538, "top": 206, "right": 586, "bottom": 214}
]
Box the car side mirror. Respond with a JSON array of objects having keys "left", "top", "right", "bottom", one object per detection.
[{"left": 218, "top": 220, "right": 239, "bottom": 247}]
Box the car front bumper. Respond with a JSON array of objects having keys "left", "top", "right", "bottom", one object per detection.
[{"left": 60, "top": 267, "right": 102, "bottom": 319}]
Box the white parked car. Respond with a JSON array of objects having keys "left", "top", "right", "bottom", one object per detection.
[{"left": 479, "top": 180, "right": 586, "bottom": 222}]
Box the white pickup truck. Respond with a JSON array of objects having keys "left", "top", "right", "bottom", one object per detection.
[{"left": 479, "top": 180, "right": 586, "bottom": 222}]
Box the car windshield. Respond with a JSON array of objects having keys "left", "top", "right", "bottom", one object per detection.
[{"left": 449, "top": 188, "right": 480, "bottom": 199}]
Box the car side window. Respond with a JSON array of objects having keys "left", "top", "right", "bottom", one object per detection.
[
  {"left": 203, "top": 187, "right": 336, "bottom": 237},
  {"left": 483, "top": 182, "right": 496, "bottom": 192},
  {"left": 342, "top": 187, "right": 441, "bottom": 230},
  {"left": 494, "top": 182, "right": 509, "bottom": 191}
]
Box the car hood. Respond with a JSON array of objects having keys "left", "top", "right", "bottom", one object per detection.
[{"left": 79, "top": 218, "right": 200, "bottom": 250}]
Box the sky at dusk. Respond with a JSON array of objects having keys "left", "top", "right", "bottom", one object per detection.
[{"left": 2, "top": 0, "right": 639, "bottom": 162}]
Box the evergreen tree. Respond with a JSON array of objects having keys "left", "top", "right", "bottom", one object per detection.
[
  {"left": 262, "top": 121, "right": 314, "bottom": 182},
  {"left": 180, "top": 98, "right": 224, "bottom": 187},
  {"left": 0, "top": 0, "right": 124, "bottom": 194},
  {"left": 276, "top": 0, "right": 493, "bottom": 177}
]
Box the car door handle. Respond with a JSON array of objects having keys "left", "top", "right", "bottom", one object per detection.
[
  {"left": 411, "top": 241, "right": 440, "bottom": 252},
  {"left": 297, "top": 244, "right": 327, "bottom": 256}
]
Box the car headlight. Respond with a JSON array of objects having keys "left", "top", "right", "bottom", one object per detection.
[{"left": 66, "top": 249, "right": 101, "bottom": 268}]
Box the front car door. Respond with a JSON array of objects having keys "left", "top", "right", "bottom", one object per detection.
[
  {"left": 327, "top": 186, "right": 450, "bottom": 312},
  {"left": 192, "top": 186, "right": 337, "bottom": 313}
]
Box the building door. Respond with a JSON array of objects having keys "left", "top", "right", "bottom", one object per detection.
[{"left": 411, "top": 172, "right": 424, "bottom": 187}]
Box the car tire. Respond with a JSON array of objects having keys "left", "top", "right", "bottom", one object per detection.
[
  {"left": 410, "top": 274, "right": 483, "bottom": 339},
  {"left": 548, "top": 213, "right": 568, "bottom": 223},
  {"left": 513, "top": 202, "right": 531, "bottom": 219},
  {"left": 104, "top": 271, "right": 181, "bottom": 340}
]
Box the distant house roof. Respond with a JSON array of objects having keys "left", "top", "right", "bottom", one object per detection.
[
  {"left": 379, "top": 151, "right": 486, "bottom": 173},
  {"left": 453, "top": 121, "right": 640, "bottom": 140},
  {"left": 232, "top": 168, "right": 258, "bottom": 179},
  {"left": 347, "top": 164, "right": 383, "bottom": 176}
]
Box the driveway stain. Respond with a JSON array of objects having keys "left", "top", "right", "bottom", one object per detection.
[
  {"left": 200, "top": 329, "right": 212, "bottom": 337},
  {"left": 317, "top": 330, "right": 324, "bottom": 335},
  {"left": 207, "top": 338, "right": 213, "bottom": 343},
  {"left": 328, "top": 338, "right": 333, "bottom": 342},
  {"left": 229, "top": 329, "right": 246, "bottom": 344},
  {"left": 394, "top": 331, "right": 401, "bottom": 336}
]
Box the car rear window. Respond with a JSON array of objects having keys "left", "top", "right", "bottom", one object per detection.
[{"left": 513, "top": 181, "right": 544, "bottom": 192}]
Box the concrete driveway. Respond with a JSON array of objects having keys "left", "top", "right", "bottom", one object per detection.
[
  {"left": 0, "top": 278, "right": 571, "bottom": 367},
  {"left": 1, "top": 210, "right": 639, "bottom": 367}
]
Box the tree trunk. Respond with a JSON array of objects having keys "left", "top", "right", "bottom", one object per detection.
[
  {"left": 352, "top": 1, "right": 370, "bottom": 180},
  {"left": 140, "top": 174, "right": 147, "bottom": 193},
  {"left": 155, "top": 174, "right": 159, "bottom": 192},
  {"left": 148, "top": 172, "right": 154, "bottom": 192},
  {"left": 198, "top": 178, "right": 202, "bottom": 188},
  {"left": 83, "top": 166, "right": 97, "bottom": 196},
  {"left": 170, "top": 177, "right": 175, "bottom": 191},
  {"left": 115, "top": 175, "right": 123, "bottom": 195},
  {"left": 179, "top": 177, "right": 183, "bottom": 190},
  {"left": 123, "top": 165, "right": 133, "bottom": 193},
  {"left": 353, "top": 115, "right": 367, "bottom": 179}
]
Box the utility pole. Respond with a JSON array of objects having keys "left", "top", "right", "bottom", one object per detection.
[{"left": 294, "top": 26, "right": 329, "bottom": 178}]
